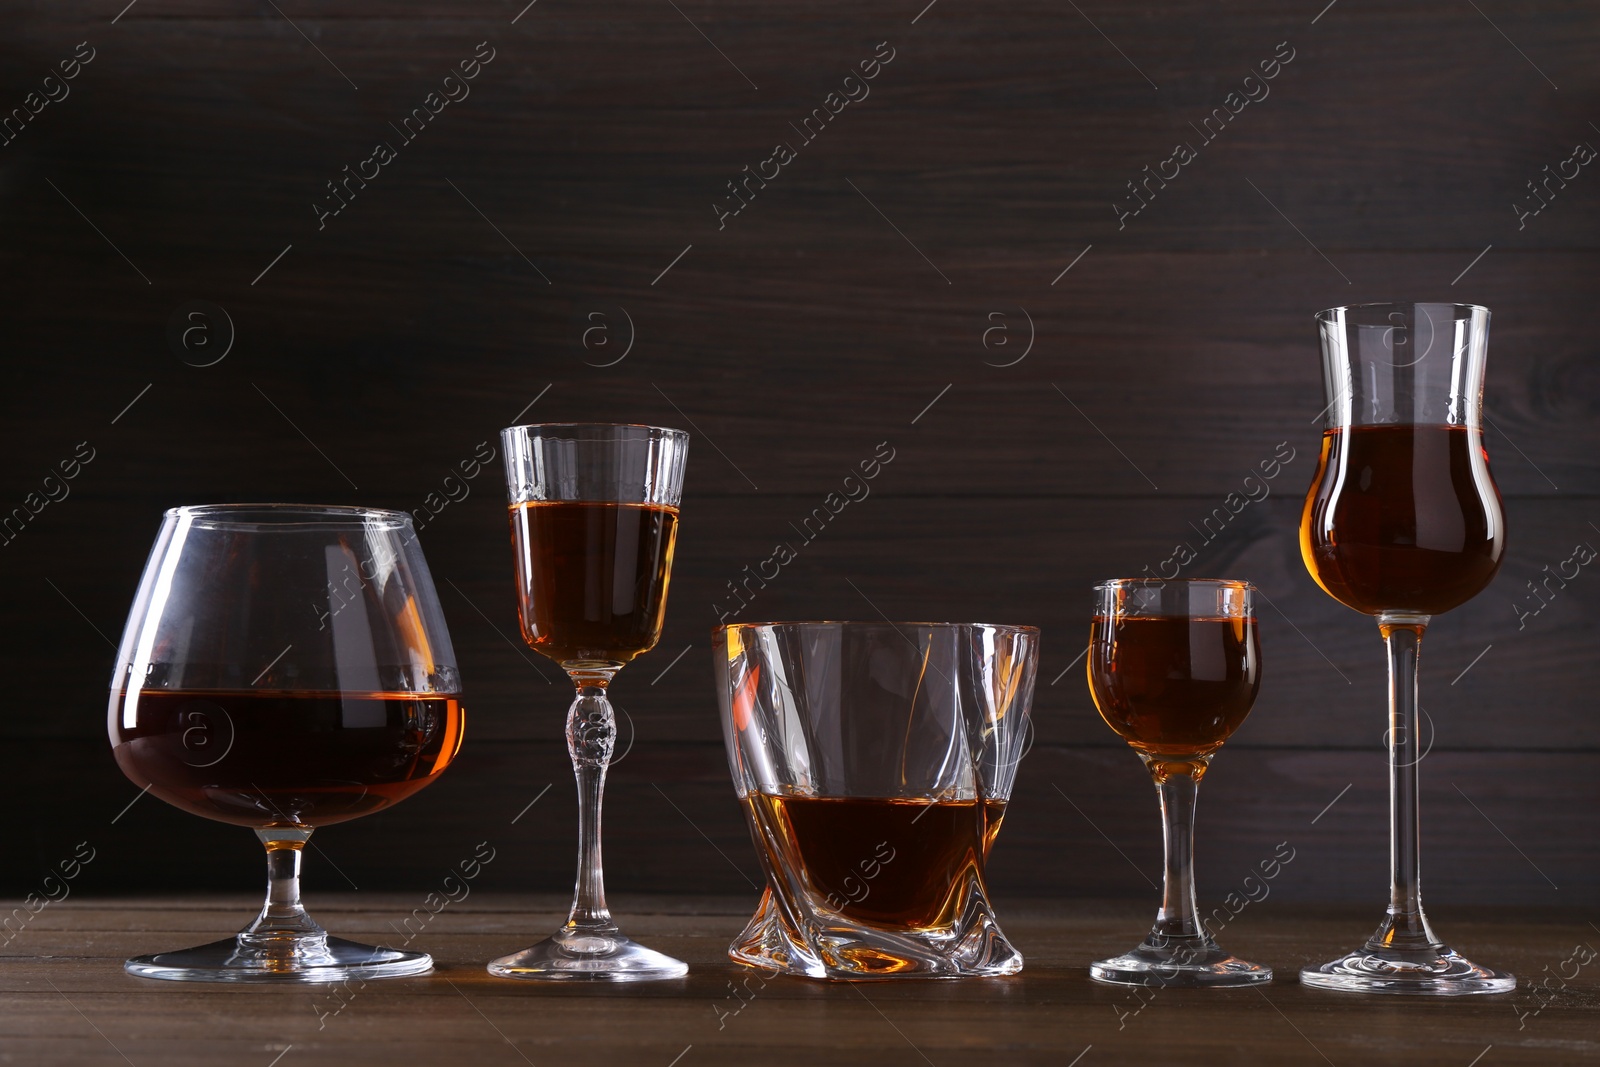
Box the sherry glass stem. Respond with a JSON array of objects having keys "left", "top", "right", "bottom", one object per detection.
[
  {"left": 1375, "top": 613, "right": 1438, "bottom": 952},
  {"left": 566, "top": 679, "right": 617, "bottom": 932}
]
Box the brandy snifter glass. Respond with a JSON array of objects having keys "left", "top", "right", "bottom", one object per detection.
[{"left": 109, "top": 504, "right": 464, "bottom": 982}]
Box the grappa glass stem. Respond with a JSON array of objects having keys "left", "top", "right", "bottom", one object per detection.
[
  {"left": 1149, "top": 763, "right": 1209, "bottom": 945},
  {"left": 239, "top": 828, "right": 324, "bottom": 949},
  {"left": 565, "top": 679, "right": 617, "bottom": 931},
  {"left": 1374, "top": 613, "right": 1438, "bottom": 952}
]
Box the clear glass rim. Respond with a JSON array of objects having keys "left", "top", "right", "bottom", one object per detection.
[
  {"left": 502, "top": 422, "right": 689, "bottom": 441},
  {"left": 1314, "top": 301, "right": 1489, "bottom": 323},
  {"left": 1092, "top": 578, "right": 1255, "bottom": 592},
  {"left": 713, "top": 620, "right": 1040, "bottom": 635},
  {"left": 1093, "top": 578, "right": 1255, "bottom": 619},
  {"left": 167, "top": 503, "right": 412, "bottom": 530}
]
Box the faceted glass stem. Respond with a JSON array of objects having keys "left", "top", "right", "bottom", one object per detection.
[
  {"left": 565, "top": 679, "right": 618, "bottom": 932},
  {"left": 1372, "top": 613, "right": 1439, "bottom": 952},
  {"left": 487, "top": 668, "right": 686, "bottom": 980}
]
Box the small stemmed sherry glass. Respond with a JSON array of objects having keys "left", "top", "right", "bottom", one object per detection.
[
  {"left": 1299, "top": 302, "right": 1513, "bottom": 994},
  {"left": 490, "top": 423, "right": 690, "bottom": 981}
]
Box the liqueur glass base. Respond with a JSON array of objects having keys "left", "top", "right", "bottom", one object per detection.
[
  {"left": 1301, "top": 944, "right": 1515, "bottom": 995},
  {"left": 125, "top": 934, "right": 432, "bottom": 983},
  {"left": 488, "top": 926, "right": 688, "bottom": 982},
  {"left": 1090, "top": 935, "right": 1271, "bottom": 988}
]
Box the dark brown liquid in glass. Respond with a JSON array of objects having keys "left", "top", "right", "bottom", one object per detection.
[
  {"left": 510, "top": 501, "right": 678, "bottom": 666},
  {"left": 110, "top": 689, "right": 463, "bottom": 828},
  {"left": 1301, "top": 424, "right": 1504, "bottom": 615},
  {"left": 746, "top": 794, "right": 1005, "bottom": 930},
  {"left": 1088, "top": 615, "right": 1260, "bottom": 758}
]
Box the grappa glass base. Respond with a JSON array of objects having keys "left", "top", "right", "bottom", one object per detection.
[
  {"left": 1090, "top": 935, "right": 1272, "bottom": 988},
  {"left": 1301, "top": 944, "right": 1516, "bottom": 995},
  {"left": 125, "top": 934, "right": 432, "bottom": 983},
  {"left": 488, "top": 926, "right": 688, "bottom": 982}
]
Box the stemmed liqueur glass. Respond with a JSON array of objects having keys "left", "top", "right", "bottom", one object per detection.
[
  {"left": 490, "top": 423, "right": 689, "bottom": 981},
  {"left": 1299, "top": 302, "right": 1513, "bottom": 994},
  {"left": 109, "top": 505, "right": 464, "bottom": 982},
  {"left": 1086, "top": 578, "right": 1271, "bottom": 987}
]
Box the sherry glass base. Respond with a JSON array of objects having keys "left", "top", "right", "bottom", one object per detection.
[
  {"left": 488, "top": 925, "right": 688, "bottom": 982},
  {"left": 126, "top": 935, "right": 431, "bottom": 983},
  {"left": 1090, "top": 933, "right": 1271, "bottom": 988},
  {"left": 1301, "top": 943, "right": 1515, "bottom": 995}
]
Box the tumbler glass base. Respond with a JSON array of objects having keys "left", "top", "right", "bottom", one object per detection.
[
  {"left": 1090, "top": 937, "right": 1271, "bottom": 988},
  {"left": 728, "top": 885, "right": 1023, "bottom": 980},
  {"left": 125, "top": 935, "right": 432, "bottom": 983},
  {"left": 1300, "top": 945, "right": 1515, "bottom": 995},
  {"left": 488, "top": 928, "right": 688, "bottom": 982}
]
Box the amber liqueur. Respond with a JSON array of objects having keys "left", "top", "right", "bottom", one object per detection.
[
  {"left": 510, "top": 501, "right": 678, "bottom": 665},
  {"left": 110, "top": 689, "right": 463, "bottom": 827},
  {"left": 1088, "top": 615, "right": 1260, "bottom": 760},
  {"left": 1301, "top": 424, "right": 1504, "bottom": 615},
  {"left": 746, "top": 794, "right": 1006, "bottom": 929}
]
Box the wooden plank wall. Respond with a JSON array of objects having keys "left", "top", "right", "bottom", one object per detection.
[{"left": 1, "top": 0, "right": 1596, "bottom": 909}]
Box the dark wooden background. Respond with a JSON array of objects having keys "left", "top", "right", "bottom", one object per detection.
[{"left": 2, "top": 0, "right": 1596, "bottom": 918}]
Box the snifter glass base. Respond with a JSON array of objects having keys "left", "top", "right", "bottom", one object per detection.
[
  {"left": 729, "top": 885, "right": 1023, "bottom": 981},
  {"left": 1301, "top": 944, "right": 1515, "bottom": 995},
  {"left": 126, "top": 934, "right": 431, "bottom": 983},
  {"left": 1090, "top": 935, "right": 1271, "bottom": 988},
  {"left": 488, "top": 926, "right": 688, "bottom": 982}
]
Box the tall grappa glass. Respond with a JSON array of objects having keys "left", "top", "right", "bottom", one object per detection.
[{"left": 1299, "top": 302, "right": 1513, "bottom": 994}]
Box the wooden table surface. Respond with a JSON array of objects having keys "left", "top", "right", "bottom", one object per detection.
[{"left": 2, "top": 895, "right": 1595, "bottom": 1066}]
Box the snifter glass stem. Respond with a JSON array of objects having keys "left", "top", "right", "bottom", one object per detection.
[
  {"left": 1376, "top": 614, "right": 1436, "bottom": 952},
  {"left": 238, "top": 829, "right": 325, "bottom": 951},
  {"left": 125, "top": 824, "right": 433, "bottom": 981},
  {"left": 566, "top": 680, "right": 617, "bottom": 931}
]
